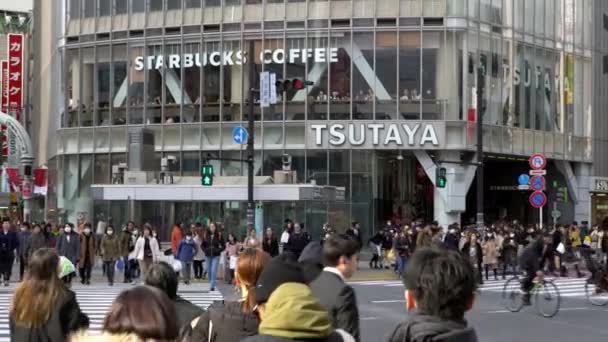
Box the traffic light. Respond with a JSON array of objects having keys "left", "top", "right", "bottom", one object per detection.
[
  {"left": 436, "top": 167, "right": 447, "bottom": 188},
  {"left": 201, "top": 164, "right": 214, "bottom": 186},
  {"left": 275, "top": 79, "right": 313, "bottom": 92}
]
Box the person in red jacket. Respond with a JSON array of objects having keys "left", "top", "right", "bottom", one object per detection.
[{"left": 171, "top": 223, "right": 183, "bottom": 256}]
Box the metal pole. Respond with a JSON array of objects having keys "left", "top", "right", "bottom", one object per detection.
[
  {"left": 540, "top": 206, "right": 543, "bottom": 229},
  {"left": 246, "top": 41, "right": 255, "bottom": 229},
  {"left": 476, "top": 67, "right": 485, "bottom": 231}
]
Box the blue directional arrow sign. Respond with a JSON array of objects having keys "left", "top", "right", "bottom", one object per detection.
[
  {"left": 518, "top": 174, "right": 530, "bottom": 186},
  {"left": 232, "top": 126, "right": 248, "bottom": 145}
]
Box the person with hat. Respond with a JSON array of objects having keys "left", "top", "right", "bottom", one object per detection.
[{"left": 242, "top": 256, "right": 355, "bottom": 342}]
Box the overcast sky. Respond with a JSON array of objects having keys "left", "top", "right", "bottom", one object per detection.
[{"left": 0, "top": 0, "right": 33, "bottom": 13}]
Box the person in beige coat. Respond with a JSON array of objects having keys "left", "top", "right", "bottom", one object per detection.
[{"left": 482, "top": 233, "right": 499, "bottom": 280}]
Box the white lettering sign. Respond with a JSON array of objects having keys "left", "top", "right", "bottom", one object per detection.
[
  {"left": 133, "top": 48, "right": 340, "bottom": 71},
  {"left": 309, "top": 123, "right": 442, "bottom": 149}
]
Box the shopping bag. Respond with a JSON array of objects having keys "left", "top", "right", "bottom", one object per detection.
[
  {"left": 58, "top": 256, "right": 76, "bottom": 279},
  {"left": 116, "top": 258, "right": 124, "bottom": 271},
  {"left": 556, "top": 242, "right": 565, "bottom": 254}
]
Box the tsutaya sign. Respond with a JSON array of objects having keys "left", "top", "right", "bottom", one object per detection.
[
  {"left": 134, "top": 48, "right": 339, "bottom": 70},
  {"left": 308, "top": 122, "right": 444, "bottom": 149}
]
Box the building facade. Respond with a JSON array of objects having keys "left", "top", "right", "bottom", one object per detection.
[{"left": 31, "top": 0, "right": 608, "bottom": 240}]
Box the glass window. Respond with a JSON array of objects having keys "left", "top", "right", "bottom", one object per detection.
[
  {"left": 263, "top": 38, "right": 284, "bottom": 121},
  {"left": 182, "top": 151, "right": 200, "bottom": 176},
  {"left": 329, "top": 33, "right": 351, "bottom": 120},
  {"left": 183, "top": 42, "right": 201, "bottom": 123},
  {"left": 112, "top": 44, "right": 128, "bottom": 125},
  {"left": 534, "top": 0, "right": 544, "bottom": 36},
  {"left": 221, "top": 151, "right": 243, "bottom": 176},
  {"left": 285, "top": 37, "right": 306, "bottom": 121},
  {"left": 186, "top": 0, "right": 201, "bottom": 8},
  {"left": 150, "top": 0, "right": 164, "bottom": 11},
  {"left": 308, "top": 34, "right": 329, "bottom": 120},
  {"left": 513, "top": 42, "right": 523, "bottom": 127},
  {"left": 352, "top": 32, "right": 373, "bottom": 120},
  {"left": 307, "top": 150, "right": 327, "bottom": 185},
  {"left": 202, "top": 40, "right": 221, "bottom": 122},
  {"left": 84, "top": 0, "right": 95, "bottom": 17},
  {"left": 69, "top": 0, "right": 80, "bottom": 19},
  {"left": 222, "top": 39, "right": 242, "bottom": 122},
  {"left": 99, "top": 0, "right": 112, "bottom": 16},
  {"left": 514, "top": 0, "right": 523, "bottom": 32},
  {"left": 168, "top": 0, "right": 183, "bottom": 10},
  {"left": 398, "top": 31, "right": 421, "bottom": 120},
  {"left": 116, "top": 0, "right": 128, "bottom": 14},
  {"left": 93, "top": 154, "right": 110, "bottom": 184},
  {"left": 80, "top": 155, "right": 93, "bottom": 197},
  {"left": 524, "top": 0, "right": 534, "bottom": 34},
  {"left": 129, "top": 44, "right": 145, "bottom": 124},
  {"left": 66, "top": 49, "right": 80, "bottom": 128},
  {"left": 164, "top": 43, "right": 181, "bottom": 123},
  {"left": 131, "top": 0, "right": 145, "bottom": 13},
  {"left": 206, "top": 0, "right": 221, "bottom": 6},
  {"left": 81, "top": 48, "right": 95, "bottom": 127},
  {"left": 97, "top": 46, "right": 111, "bottom": 126},
  {"left": 147, "top": 44, "right": 163, "bottom": 124},
  {"left": 376, "top": 32, "right": 397, "bottom": 120},
  {"left": 545, "top": 0, "right": 554, "bottom": 39},
  {"left": 329, "top": 150, "right": 350, "bottom": 193}
]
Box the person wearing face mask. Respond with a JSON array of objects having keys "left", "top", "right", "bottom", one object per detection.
[
  {"left": 443, "top": 224, "right": 460, "bottom": 251},
  {"left": 17, "top": 222, "right": 31, "bottom": 281},
  {"left": 78, "top": 223, "right": 96, "bottom": 285},
  {"left": 482, "top": 233, "right": 499, "bottom": 281},
  {"left": 0, "top": 220, "right": 18, "bottom": 286},
  {"left": 461, "top": 233, "right": 483, "bottom": 285},
  {"left": 177, "top": 231, "right": 197, "bottom": 285},
  {"left": 100, "top": 225, "right": 121, "bottom": 286},
  {"left": 56, "top": 223, "right": 80, "bottom": 285},
  {"left": 132, "top": 224, "right": 160, "bottom": 281}
]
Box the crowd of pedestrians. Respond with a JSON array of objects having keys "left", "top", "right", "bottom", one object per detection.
[{"left": 367, "top": 219, "right": 608, "bottom": 285}]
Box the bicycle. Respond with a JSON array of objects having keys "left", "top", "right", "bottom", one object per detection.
[
  {"left": 584, "top": 273, "right": 608, "bottom": 306},
  {"left": 502, "top": 275, "right": 561, "bottom": 318}
]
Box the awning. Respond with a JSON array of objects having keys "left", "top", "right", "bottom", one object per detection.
[{"left": 91, "top": 183, "right": 345, "bottom": 202}]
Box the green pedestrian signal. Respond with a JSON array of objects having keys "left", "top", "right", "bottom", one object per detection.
[
  {"left": 201, "top": 164, "right": 214, "bottom": 186},
  {"left": 436, "top": 167, "right": 447, "bottom": 188}
]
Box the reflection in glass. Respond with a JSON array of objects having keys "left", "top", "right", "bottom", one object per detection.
[
  {"left": 399, "top": 31, "right": 420, "bottom": 120},
  {"left": 96, "top": 46, "right": 111, "bottom": 126},
  {"left": 112, "top": 44, "right": 128, "bottom": 125},
  {"left": 352, "top": 32, "right": 373, "bottom": 120},
  {"left": 308, "top": 34, "right": 329, "bottom": 120},
  {"left": 81, "top": 48, "right": 95, "bottom": 127},
  {"left": 330, "top": 32, "right": 351, "bottom": 120},
  {"left": 285, "top": 37, "right": 306, "bottom": 121},
  {"left": 376, "top": 32, "right": 397, "bottom": 120}
]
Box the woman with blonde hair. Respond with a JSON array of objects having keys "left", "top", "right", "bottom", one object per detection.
[
  {"left": 9, "top": 248, "right": 89, "bottom": 341},
  {"left": 190, "top": 248, "right": 271, "bottom": 342}
]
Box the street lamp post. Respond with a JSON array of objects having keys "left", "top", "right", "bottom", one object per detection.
[{"left": 476, "top": 67, "right": 485, "bottom": 231}]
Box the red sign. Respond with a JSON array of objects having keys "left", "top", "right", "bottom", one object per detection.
[
  {"left": 7, "top": 34, "right": 23, "bottom": 161},
  {"left": 530, "top": 176, "right": 546, "bottom": 191},
  {"left": 529, "top": 191, "right": 547, "bottom": 209},
  {"left": 529, "top": 153, "right": 547, "bottom": 170},
  {"left": 1, "top": 60, "right": 7, "bottom": 156}
]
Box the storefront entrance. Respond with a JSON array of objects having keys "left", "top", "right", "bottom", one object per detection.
[{"left": 375, "top": 152, "right": 433, "bottom": 228}]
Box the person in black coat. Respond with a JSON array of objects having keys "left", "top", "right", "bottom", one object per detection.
[
  {"left": 145, "top": 262, "right": 203, "bottom": 331},
  {"left": 262, "top": 227, "right": 279, "bottom": 257},
  {"left": 310, "top": 234, "right": 360, "bottom": 342},
  {"left": 0, "top": 221, "right": 19, "bottom": 286},
  {"left": 345, "top": 222, "right": 363, "bottom": 250},
  {"left": 298, "top": 241, "right": 324, "bottom": 283},
  {"left": 202, "top": 223, "right": 225, "bottom": 291},
  {"left": 461, "top": 233, "right": 483, "bottom": 285},
  {"left": 10, "top": 248, "right": 89, "bottom": 341},
  {"left": 443, "top": 225, "right": 460, "bottom": 251},
  {"left": 285, "top": 223, "right": 310, "bottom": 260}
]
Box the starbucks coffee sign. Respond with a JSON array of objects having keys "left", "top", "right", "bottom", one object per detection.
[
  {"left": 134, "top": 48, "right": 339, "bottom": 70},
  {"left": 307, "top": 122, "right": 444, "bottom": 149}
]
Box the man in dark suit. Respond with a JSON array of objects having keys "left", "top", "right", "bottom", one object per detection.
[{"left": 310, "top": 233, "right": 360, "bottom": 342}]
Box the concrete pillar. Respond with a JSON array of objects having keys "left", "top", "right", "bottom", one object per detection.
[
  {"left": 414, "top": 150, "right": 477, "bottom": 228},
  {"left": 574, "top": 162, "right": 591, "bottom": 223}
]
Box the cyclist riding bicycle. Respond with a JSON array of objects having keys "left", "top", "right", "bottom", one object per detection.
[
  {"left": 518, "top": 232, "right": 553, "bottom": 305},
  {"left": 580, "top": 241, "right": 608, "bottom": 293}
]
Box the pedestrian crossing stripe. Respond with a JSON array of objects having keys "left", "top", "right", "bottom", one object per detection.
[
  {"left": 350, "top": 277, "right": 595, "bottom": 297},
  {"left": 0, "top": 284, "right": 223, "bottom": 342}
]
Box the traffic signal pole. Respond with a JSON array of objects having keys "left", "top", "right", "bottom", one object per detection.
[
  {"left": 476, "top": 67, "right": 485, "bottom": 231},
  {"left": 246, "top": 41, "right": 255, "bottom": 229}
]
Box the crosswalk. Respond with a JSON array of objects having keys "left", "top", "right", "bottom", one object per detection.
[
  {"left": 351, "top": 277, "right": 593, "bottom": 298},
  {"left": 0, "top": 283, "right": 223, "bottom": 342}
]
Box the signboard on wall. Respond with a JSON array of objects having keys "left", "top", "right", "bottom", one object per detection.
[
  {"left": 307, "top": 121, "right": 443, "bottom": 149},
  {"left": 7, "top": 33, "right": 24, "bottom": 167},
  {"left": 1, "top": 60, "right": 7, "bottom": 157}
]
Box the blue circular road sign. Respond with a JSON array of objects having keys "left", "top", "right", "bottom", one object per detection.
[
  {"left": 530, "top": 176, "right": 546, "bottom": 191},
  {"left": 518, "top": 174, "right": 530, "bottom": 186},
  {"left": 529, "top": 191, "right": 547, "bottom": 208},
  {"left": 232, "top": 126, "right": 248, "bottom": 145}
]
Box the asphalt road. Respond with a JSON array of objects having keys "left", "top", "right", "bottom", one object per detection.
[{"left": 352, "top": 280, "right": 608, "bottom": 342}]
